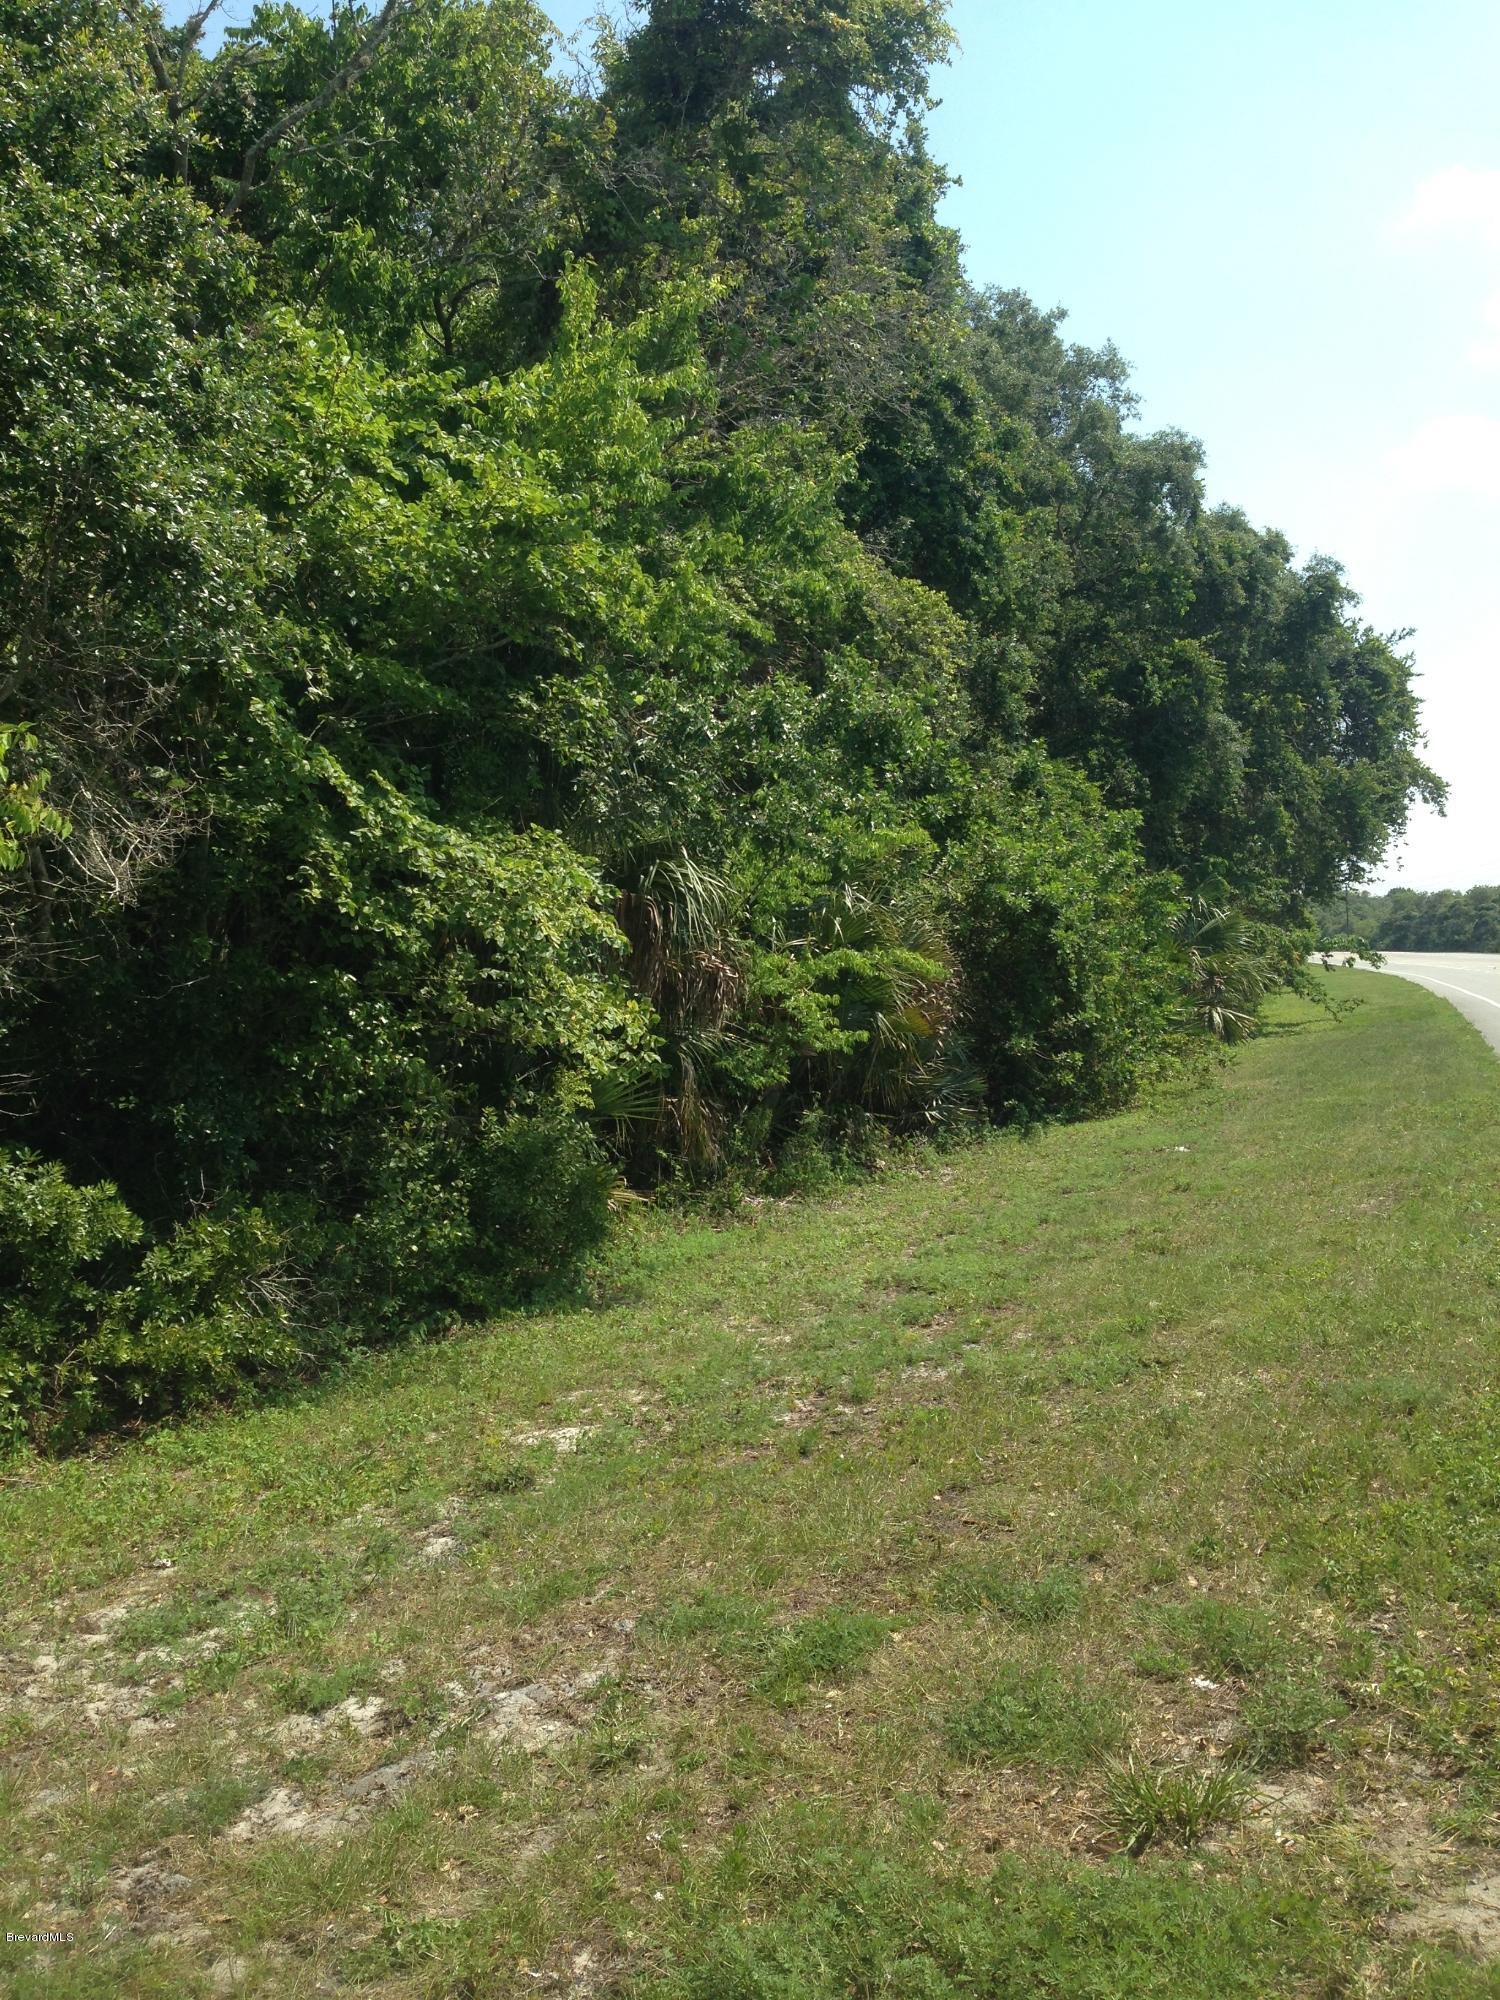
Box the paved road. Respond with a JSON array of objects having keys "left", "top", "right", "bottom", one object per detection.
[{"left": 1332, "top": 950, "right": 1500, "bottom": 1056}]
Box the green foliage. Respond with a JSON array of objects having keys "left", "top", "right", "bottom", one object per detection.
[
  {"left": 1171, "top": 898, "right": 1271, "bottom": 1043},
  {"left": 0, "top": 1151, "right": 304, "bottom": 1443},
  {"left": 1319, "top": 883, "right": 1500, "bottom": 954},
  {"left": 948, "top": 766, "right": 1181, "bottom": 1117},
  {"left": 0, "top": 0, "right": 1439, "bottom": 1443},
  {"left": 0, "top": 726, "right": 70, "bottom": 876}
]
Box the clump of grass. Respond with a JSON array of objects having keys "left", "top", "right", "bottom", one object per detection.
[
  {"left": 1234, "top": 1673, "right": 1341, "bottom": 1770},
  {"left": 654, "top": 1590, "right": 766, "bottom": 1651},
  {"left": 1099, "top": 1754, "right": 1247, "bottom": 1854},
  {"left": 1138, "top": 1598, "right": 1281, "bottom": 1680},
  {"left": 646, "top": 1812, "right": 1344, "bottom": 1997},
  {"left": 471, "top": 1455, "right": 541, "bottom": 1496},
  {"left": 113, "top": 1591, "right": 226, "bottom": 1655},
  {"left": 938, "top": 1562, "right": 1083, "bottom": 1625},
  {"left": 948, "top": 1663, "right": 1126, "bottom": 1771},
  {"left": 751, "top": 1610, "right": 892, "bottom": 1704},
  {"left": 275, "top": 1661, "right": 381, "bottom": 1716}
]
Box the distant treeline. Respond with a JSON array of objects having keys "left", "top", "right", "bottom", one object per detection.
[
  {"left": 1317, "top": 886, "right": 1500, "bottom": 953},
  {"left": 0, "top": 0, "right": 1441, "bottom": 1444}
]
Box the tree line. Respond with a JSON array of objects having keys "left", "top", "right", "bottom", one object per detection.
[
  {"left": 0, "top": 0, "right": 1442, "bottom": 1443},
  {"left": 1318, "top": 886, "right": 1500, "bottom": 954}
]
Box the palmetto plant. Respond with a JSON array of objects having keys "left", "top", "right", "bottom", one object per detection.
[
  {"left": 1172, "top": 896, "right": 1269, "bottom": 1044},
  {"left": 605, "top": 843, "right": 746, "bottom": 1169},
  {"left": 798, "top": 886, "right": 979, "bottom": 1127}
]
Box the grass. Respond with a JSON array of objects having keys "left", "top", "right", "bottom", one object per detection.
[
  {"left": 3, "top": 969, "right": 1500, "bottom": 1995},
  {"left": 947, "top": 1660, "right": 1127, "bottom": 1770},
  {"left": 1097, "top": 1754, "right": 1249, "bottom": 1854}
]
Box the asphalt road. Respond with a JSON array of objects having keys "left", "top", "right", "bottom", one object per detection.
[{"left": 1333, "top": 950, "right": 1500, "bottom": 1056}]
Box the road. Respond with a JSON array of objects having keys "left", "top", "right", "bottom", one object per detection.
[{"left": 1333, "top": 950, "right": 1500, "bottom": 1056}]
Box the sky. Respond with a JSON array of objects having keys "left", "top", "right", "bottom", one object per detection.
[{"left": 538, "top": 0, "right": 1500, "bottom": 891}]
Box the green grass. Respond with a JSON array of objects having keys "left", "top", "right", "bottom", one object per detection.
[
  {"left": 3, "top": 970, "right": 1500, "bottom": 1995},
  {"left": 1097, "top": 1754, "right": 1249, "bottom": 1855},
  {"left": 948, "top": 1660, "right": 1128, "bottom": 1770}
]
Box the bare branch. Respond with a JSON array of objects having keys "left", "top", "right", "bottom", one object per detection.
[{"left": 224, "top": 0, "right": 410, "bottom": 219}]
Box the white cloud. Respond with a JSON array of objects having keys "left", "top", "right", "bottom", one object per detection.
[
  {"left": 1470, "top": 290, "right": 1500, "bottom": 371},
  {"left": 1384, "top": 413, "right": 1500, "bottom": 502},
  {"left": 1390, "top": 168, "right": 1500, "bottom": 372},
  {"left": 1391, "top": 165, "right": 1500, "bottom": 250}
]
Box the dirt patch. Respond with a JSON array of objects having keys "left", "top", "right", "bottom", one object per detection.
[
  {"left": 1392, "top": 1874, "right": 1500, "bottom": 1958},
  {"left": 273, "top": 1694, "right": 390, "bottom": 1753},
  {"left": 445, "top": 1654, "right": 617, "bottom": 1751},
  {"left": 514, "top": 1425, "right": 597, "bottom": 1455},
  {"left": 226, "top": 1752, "right": 438, "bottom": 1845},
  {"left": 106, "top": 1860, "right": 194, "bottom": 1918}
]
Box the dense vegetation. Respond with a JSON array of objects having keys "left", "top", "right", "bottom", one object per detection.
[
  {"left": 0, "top": 0, "right": 1441, "bottom": 1442},
  {"left": 1317, "top": 884, "right": 1500, "bottom": 953}
]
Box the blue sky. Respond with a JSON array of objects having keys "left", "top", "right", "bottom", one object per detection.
[{"left": 542, "top": 0, "right": 1500, "bottom": 890}]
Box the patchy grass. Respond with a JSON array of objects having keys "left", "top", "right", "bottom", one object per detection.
[
  {"left": 936, "top": 1559, "right": 1085, "bottom": 1624},
  {"left": 948, "top": 1660, "right": 1128, "bottom": 1771},
  {"left": 3, "top": 970, "right": 1500, "bottom": 1995}
]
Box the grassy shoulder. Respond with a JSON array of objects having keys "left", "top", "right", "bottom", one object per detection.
[{"left": 3, "top": 968, "right": 1500, "bottom": 1996}]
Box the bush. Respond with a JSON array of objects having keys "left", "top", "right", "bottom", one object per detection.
[
  {"left": 948, "top": 764, "right": 1182, "bottom": 1120},
  {"left": 0, "top": 1150, "right": 143, "bottom": 1442},
  {"left": 0, "top": 1151, "right": 301, "bottom": 1446}
]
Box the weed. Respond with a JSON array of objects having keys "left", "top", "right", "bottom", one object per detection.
[
  {"left": 472, "top": 1456, "right": 540, "bottom": 1496},
  {"left": 654, "top": 1590, "right": 766, "bottom": 1651},
  {"left": 112, "top": 1592, "right": 226, "bottom": 1655},
  {"left": 1098, "top": 1754, "right": 1248, "bottom": 1854},
  {"left": 275, "top": 1661, "right": 381, "bottom": 1716},
  {"left": 751, "top": 1611, "right": 892, "bottom": 1705},
  {"left": 947, "top": 1662, "right": 1126, "bottom": 1771},
  {"left": 1234, "top": 1673, "right": 1342, "bottom": 1770},
  {"left": 1142, "top": 1597, "right": 1281, "bottom": 1679}
]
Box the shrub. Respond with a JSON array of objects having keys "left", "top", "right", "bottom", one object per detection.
[
  {"left": 0, "top": 1155, "right": 303, "bottom": 1446},
  {"left": 0, "top": 1150, "right": 143, "bottom": 1445},
  {"left": 947, "top": 764, "right": 1182, "bottom": 1120}
]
